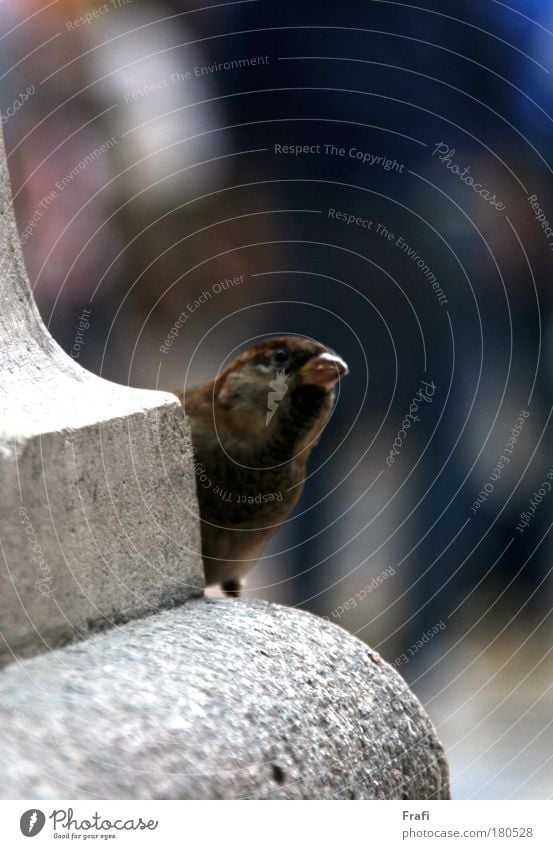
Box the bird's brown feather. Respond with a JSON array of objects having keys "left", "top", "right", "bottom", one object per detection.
[{"left": 174, "top": 336, "right": 347, "bottom": 593}]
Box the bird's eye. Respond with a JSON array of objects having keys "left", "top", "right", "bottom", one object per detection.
[{"left": 270, "top": 349, "right": 290, "bottom": 367}]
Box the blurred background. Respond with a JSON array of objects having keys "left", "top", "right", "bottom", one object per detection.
[{"left": 1, "top": 0, "right": 552, "bottom": 799}]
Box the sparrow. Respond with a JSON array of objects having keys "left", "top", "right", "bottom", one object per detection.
[{"left": 174, "top": 336, "right": 348, "bottom": 596}]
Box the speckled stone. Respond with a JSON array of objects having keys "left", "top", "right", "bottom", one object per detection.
[
  {"left": 0, "top": 127, "right": 203, "bottom": 664},
  {"left": 0, "top": 598, "right": 449, "bottom": 799}
]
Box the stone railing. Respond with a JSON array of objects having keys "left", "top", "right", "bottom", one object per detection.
[{"left": 0, "top": 125, "right": 449, "bottom": 799}]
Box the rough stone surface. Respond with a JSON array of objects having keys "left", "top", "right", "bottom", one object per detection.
[
  {"left": 0, "top": 128, "right": 203, "bottom": 665},
  {"left": 0, "top": 123, "right": 450, "bottom": 802},
  {"left": 0, "top": 598, "right": 449, "bottom": 800}
]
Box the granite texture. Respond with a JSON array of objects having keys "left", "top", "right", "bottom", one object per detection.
[
  {"left": 0, "top": 125, "right": 203, "bottom": 665},
  {"left": 0, "top": 598, "right": 449, "bottom": 800},
  {"left": 0, "top": 122, "right": 449, "bottom": 802}
]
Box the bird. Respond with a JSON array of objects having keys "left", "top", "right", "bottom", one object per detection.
[{"left": 174, "top": 336, "right": 348, "bottom": 597}]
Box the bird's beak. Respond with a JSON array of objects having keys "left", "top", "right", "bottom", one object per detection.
[{"left": 299, "top": 351, "right": 349, "bottom": 390}]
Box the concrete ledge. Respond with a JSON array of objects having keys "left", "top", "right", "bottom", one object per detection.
[
  {"left": 0, "top": 127, "right": 204, "bottom": 664},
  {"left": 0, "top": 598, "right": 449, "bottom": 799}
]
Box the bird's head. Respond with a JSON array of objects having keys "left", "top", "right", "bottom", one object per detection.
[{"left": 201, "top": 336, "right": 348, "bottom": 457}]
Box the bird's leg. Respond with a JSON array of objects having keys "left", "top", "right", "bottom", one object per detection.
[{"left": 222, "top": 578, "right": 242, "bottom": 598}]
